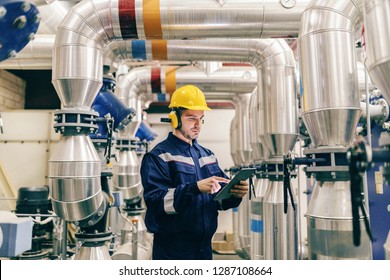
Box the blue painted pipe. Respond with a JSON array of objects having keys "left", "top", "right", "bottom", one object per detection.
[
  {"left": 0, "top": 0, "right": 40, "bottom": 62},
  {"left": 136, "top": 121, "right": 158, "bottom": 142},
  {"left": 91, "top": 77, "right": 135, "bottom": 138}
]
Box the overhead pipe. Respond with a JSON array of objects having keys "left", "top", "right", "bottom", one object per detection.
[
  {"left": 299, "top": 0, "right": 372, "bottom": 260},
  {"left": 51, "top": 0, "right": 309, "bottom": 110}
]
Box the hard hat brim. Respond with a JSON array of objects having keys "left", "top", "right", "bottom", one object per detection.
[{"left": 169, "top": 105, "right": 212, "bottom": 111}]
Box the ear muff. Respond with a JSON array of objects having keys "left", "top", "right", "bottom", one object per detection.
[{"left": 168, "top": 109, "right": 182, "bottom": 129}]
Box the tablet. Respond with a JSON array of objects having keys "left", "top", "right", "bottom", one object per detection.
[{"left": 213, "top": 168, "right": 256, "bottom": 200}]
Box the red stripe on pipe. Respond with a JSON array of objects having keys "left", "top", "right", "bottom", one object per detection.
[
  {"left": 151, "top": 67, "right": 161, "bottom": 93},
  {"left": 119, "top": 0, "right": 138, "bottom": 39}
]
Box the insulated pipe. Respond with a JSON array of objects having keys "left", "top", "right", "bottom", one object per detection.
[
  {"left": 51, "top": 0, "right": 308, "bottom": 109},
  {"left": 299, "top": 0, "right": 363, "bottom": 147},
  {"left": 230, "top": 115, "right": 240, "bottom": 166},
  {"left": 299, "top": 0, "right": 372, "bottom": 260},
  {"left": 363, "top": 0, "right": 390, "bottom": 104},
  {"left": 235, "top": 93, "right": 253, "bottom": 165}
]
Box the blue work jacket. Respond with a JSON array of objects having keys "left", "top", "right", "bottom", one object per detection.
[{"left": 140, "top": 132, "right": 242, "bottom": 259}]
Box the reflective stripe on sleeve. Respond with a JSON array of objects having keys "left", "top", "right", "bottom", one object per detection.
[{"left": 164, "top": 188, "right": 177, "bottom": 214}]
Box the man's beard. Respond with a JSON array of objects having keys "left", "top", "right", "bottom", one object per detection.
[{"left": 179, "top": 128, "right": 199, "bottom": 141}]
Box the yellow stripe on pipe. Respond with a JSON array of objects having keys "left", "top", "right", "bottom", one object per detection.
[
  {"left": 143, "top": 0, "right": 162, "bottom": 39},
  {"left": 151, "top": 40, "right": 168, "bottom": 60},
  {"left": 165, "top": 66, "right": 177, "bottom": 94}
]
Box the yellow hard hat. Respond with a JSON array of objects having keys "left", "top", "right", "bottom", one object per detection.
[{"left": 169, "top": 85, "right": 211, "bottom": 110}]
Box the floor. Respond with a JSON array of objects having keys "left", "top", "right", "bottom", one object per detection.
[{"left": 212, "top": 252, "right": 242, "bottom": 260}]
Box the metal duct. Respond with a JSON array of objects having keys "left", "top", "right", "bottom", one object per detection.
[
  {"left": 112, "top": 148, "right": 142, "bottom": 202},
  {"left": 250, "top": 177, "right": 269, "bottom": 260},
  {"left": 263, "top": 178, "right": 298, "bottom": 259},
  {"left": 363, "top": 0, "right": 390, "bottom": 104},
  {"left": 51, "top": 0, "right": 308, "bottom": 110},
  {"left": 36, "top": 1, "right": 73, "bottom": 34},
  {"left": 299, "top": 0, "right": 372, "bottom": 260},
  {"left": 235, "top": 92, "right": 253, "bottom": 165},
  {"left": 299, "top": 0, "right": 363, "bottom": 147},
  {"left": 249, "top": 88, "right": 268, "bottom": 162},
  {"left": 307, "top": 181, "right": 372, "bottom": 259},
  {"left": 229, "top": 115, "right": 240, "bottom": 166},
  {"left": 49, "top": 135, "right": 103, "bottom": 222},
  {"left": 360, "top": 100, "right": 390, "bottom": 124}
]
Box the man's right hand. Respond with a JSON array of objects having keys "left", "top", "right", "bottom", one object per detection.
[{"left": 197, "top": 176, "right": 230, "bottom": 194}]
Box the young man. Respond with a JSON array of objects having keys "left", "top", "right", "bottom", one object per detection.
[{"left": 140, "top": 85, "right": 249, "bottom": 260}]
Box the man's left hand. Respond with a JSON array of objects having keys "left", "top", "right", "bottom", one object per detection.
[{"left": 229, "top": 180, "right": 249, "bottom": 198}]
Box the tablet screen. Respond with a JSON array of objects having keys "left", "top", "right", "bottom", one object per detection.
[{"left": 213, "top": 168, "right": 256, "bottom": 200}]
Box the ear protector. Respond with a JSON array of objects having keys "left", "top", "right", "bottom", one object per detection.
[{"left": 168, "top": 108, "right": 182, "bottom": 129}]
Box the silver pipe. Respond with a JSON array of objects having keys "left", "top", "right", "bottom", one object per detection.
[
  {"left": 299, "top": 0, "right": 372, "bottom": 260},
  {"left": 249, "top": 88, "right": 268, "bottom": 162},
  {"left": 250, "top": 177, "right": 269, "bottom": 260},
  {"left": 52, "top": 0, "right": 308, "bottom": 109},
  {"left": 360, "top": 100, "right": 389, "bottom": 124},
  {"left": 157, "top": 0, "right": 307, "bottom": 39},
  {"left": 235, "top": 92, "right": 253, "bottom": 165},
  {"left": 264, "top": 178, "right": 298, "bottom": 260},
  {"left": 230, "top": 115, "right": 241, "bottom": 166},
  {"left": 49, "top": 135, "right": 103, "bottom": 222},
  {"left": 363, "top": 0, "right": 390, "bottom": 104},
  {"left": 36, "top": 1, "right": 74, "bottom": 34},
  {"left": 299, "top": 0, "right": 363, "bottom": 148},
  {"left": 112, "top": 148, "right": 142, "bottom": 202}
]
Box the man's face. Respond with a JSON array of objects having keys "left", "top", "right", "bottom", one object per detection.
[{"left": 178, "top": 109, "right": 205, "bottom": 141}]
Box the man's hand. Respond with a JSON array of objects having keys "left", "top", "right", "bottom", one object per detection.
[
  {"left": 197, "top": 176, "right": 230, "bottom": 194},
  {"left": 229, "top": 180, "right": 249, "bottom": 198}
]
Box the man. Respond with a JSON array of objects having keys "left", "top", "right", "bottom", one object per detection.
[{"left": 140, "top": 85, "right": 249, "bottom": 260}]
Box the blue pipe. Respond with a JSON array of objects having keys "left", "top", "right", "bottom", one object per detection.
[
  {"left": 136, "top": 121, "right": 158, "bottom": 142},
  {"left": 0, "top": 0, "right": 40, "bottom": 62},
  {"left": 91, "top": 77, "right": 135, "bottom": 138}
]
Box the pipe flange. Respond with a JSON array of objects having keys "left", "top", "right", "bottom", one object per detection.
[
  {"left": 74, "top": 198, "right": 107, "bottom": 229},
  {"left": 262, "top": 161, "right": 284, "bottom": 180},
  {"left": 75, "top": 231, "right": 112, "bottom": 247},
  {"left": 374, "top": 98, "right": 390, "bottom": 126},
  {"left": 115, "top": 138, "right": 138, "bottom": 150},
  {"left": 53, "top": 109, "right": 99, "bottom": 135},
  {"left": 304, "top": 147, "right": 350, "bottom": 181}
]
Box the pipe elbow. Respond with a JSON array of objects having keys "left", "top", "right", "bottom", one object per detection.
[{"left": 299, "top": 0, "right": 363, "bottom": 38}]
